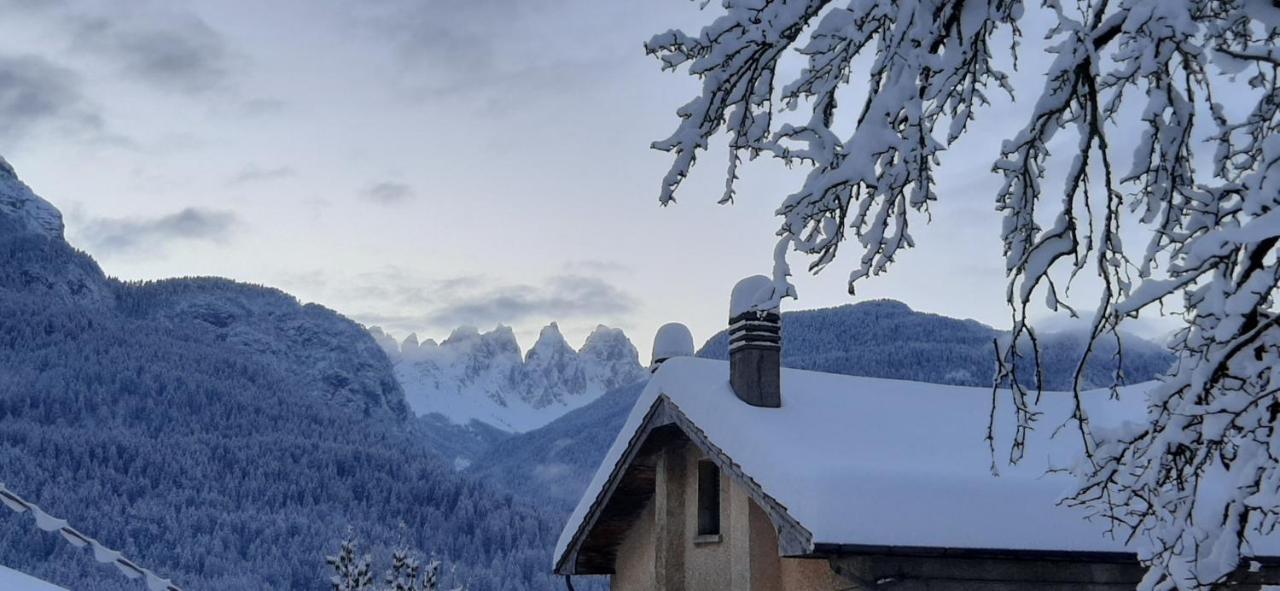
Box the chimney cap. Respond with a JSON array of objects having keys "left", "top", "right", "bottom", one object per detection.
[
  {"left": 729, "top": 275, "right": 778, "bottom": 318},
  {"left": 651, "top": 322, "right": 695, "bottom": 366}
]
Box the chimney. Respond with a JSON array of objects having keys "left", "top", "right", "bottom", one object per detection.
[
  {"left": 651, "top": 322, "right": 694, "bottom": 372},
  {"left": 728, "top": 276, "right": 781, "bottom": 408}
]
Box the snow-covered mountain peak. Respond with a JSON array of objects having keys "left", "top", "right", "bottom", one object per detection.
[
  {"left": 440, "top": 324, "right": 519, "bottom": 357},
  {"left": 381, "top": 322, "right": 645, "bottom": 432},
  {"left": 401, "top": 332, "right": 440, "bottom": 362},
  {"left": 0, "top": 156, "right": 65, "bottom": 240},
  {"left": 579, "top": 324, "right": 646, "bottom": 393},
  {"left": 444, "top": 325, "right": 482, "bottom": 345},
  {"left": 526, "top": 322, "right": 573, "bottom": 362},
  {"left": 580, "top": 325, "right": 636, "bottom": 361},
  {"left": 368, "top": 326, "right": 400, "bottom": 358}
]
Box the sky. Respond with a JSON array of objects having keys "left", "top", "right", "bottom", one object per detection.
[{"left": 0, "top": 0, "right": 1184, "bottom": 360}]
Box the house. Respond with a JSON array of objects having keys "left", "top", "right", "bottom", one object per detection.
[{"left": 553, "top": 276, "right": 1280, "bottom": 590}]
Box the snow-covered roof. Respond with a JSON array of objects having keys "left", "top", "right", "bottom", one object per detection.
[
  {"left": 0, "top": 565, "right": 69, "bottom": 591},
  {"left": 1, "top": 483, "right": 181, "bottom": 591},
  {"left": 555, "top": 357, "right": 1280, "bottom": 570}
]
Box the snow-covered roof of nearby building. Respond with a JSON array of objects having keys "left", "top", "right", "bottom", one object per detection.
[
  {"left": 556, "top": 357, "right": 1280, "bottom": 567},
  {"left": 0, "top": 565, "right": 69, "bottom": 591}
]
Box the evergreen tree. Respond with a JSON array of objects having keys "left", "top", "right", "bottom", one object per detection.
[{"left": 326, "top": 537, "right": 374, "bottom": 591}]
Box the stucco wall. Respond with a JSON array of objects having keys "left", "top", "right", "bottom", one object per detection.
[
  {"left": 681, "top": 448, "right": 735, "bottom": 589},
  {"left": 601, "top": 439, "right": 843, "bottom": 590},
  {"left": 659, "top": 444, "right": 841, "bottom": 591},
  {"left": 610, "top": 499, "right": 656, "bottom": 591},
  {"left": 749, "top": 501, "right": 840, "bottom": 591}
]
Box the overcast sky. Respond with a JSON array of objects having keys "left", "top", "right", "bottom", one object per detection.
[{"left": 0, "top": 0, "right": 1182, "bottom": 359}]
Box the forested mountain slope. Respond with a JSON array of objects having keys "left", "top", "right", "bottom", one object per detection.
[
  {"left": 0, "top": 158, "right": 562, "bottom": 590},
  {"left": 699, "top": 299, "right": 1174, "bottom": 391},
  {"left": 467, "top": 381, "right": 648, "bottom": 511}
]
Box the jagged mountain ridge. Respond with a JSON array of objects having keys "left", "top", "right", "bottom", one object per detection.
[{"left": 372, "top": 321, "right": 646, "bottom": 432}]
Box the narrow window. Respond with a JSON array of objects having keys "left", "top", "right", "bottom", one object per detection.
[{"left": 697, "top": 460, "right": 720, "bottom": 536}]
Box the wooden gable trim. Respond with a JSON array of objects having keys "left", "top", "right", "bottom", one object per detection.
[
  {"left": 555, "top": 393, "right": 816, "bottom": 575},
  {"left": 555, "top": 395, "right": 675, "bottom": 574}
]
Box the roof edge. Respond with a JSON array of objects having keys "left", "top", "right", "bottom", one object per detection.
[
  {"left": 554, "top": 393, "right": 816, "bottom": 575},
  {"left": 554, "top": 395, "right": 673, "bottom": 574},
  {"left": 810, "top": 542, "right": 1140, "bottom": 563}
]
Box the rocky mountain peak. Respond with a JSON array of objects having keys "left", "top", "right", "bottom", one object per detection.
[
  {"left": 526, "top": 322, "right": 573, "bottom": 362},
  {"left": 0, "top": 156, "right": 65, "bottom": 240},
  {"left": 385, "top": 322, "right": 646, "bottom": 432},
  {"left": 0, "top": 158, "right": 110, "bottom": 305},
  {"left": 579, "top": 325, "right": 638, "bottom": 364},
  {"left": 444, "top": 325, "right": 481, "bottom": 345}
]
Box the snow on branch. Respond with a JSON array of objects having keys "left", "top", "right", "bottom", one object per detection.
[
  {"left": 0, "top": 483, "right": 182, "bottom": 591},
  {"left": 650, "top": 0, "right": 1280, "bottom": 587}
]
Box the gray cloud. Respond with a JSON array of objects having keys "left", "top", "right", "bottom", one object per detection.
[
  {"left": 68, "top": 12, "right": 232, "bottom": 94},
  {"left": 423, "top": 275, "right": 637, "bottom": 328},
  {"left": 228, "top": 165, "right": 295, "bottom": 186},
  {"left": 68, "top": 14, "right": 227, "bottom": 93},
  {"left": 345, "top": 0, "right": 636, "bottom": 105},
  {"left": 290, "top": 267, "right": 637, "bottom": 337},
  {"left": 0, "top": 54, "right": 103, "bottom": 142},
  {"left": 350, "top": 1, "right": 508, "bottom": 74},
  {"left": 363, "top": 181, "right": 415, "bottom": 205},
  {"left": 0, "top": 0, "right": 236, "bottom": 95},
  {"left": 79, "top": 207, "right": 239, "bottom": 254}
]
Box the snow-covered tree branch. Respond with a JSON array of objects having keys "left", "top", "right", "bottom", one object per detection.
[{"left": 648, "top": 1, "right": 1280, "bottom": 588}]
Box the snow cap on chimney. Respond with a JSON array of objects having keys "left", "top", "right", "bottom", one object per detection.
[
  {"left": 729, "top": 275, "right": 775, "bottom": 318},
  {"left": 651, "top": 322, "right": 694, "bottom": 372},
  {"left": 728, "top": 275, "right": 782, "bottom": 407}
]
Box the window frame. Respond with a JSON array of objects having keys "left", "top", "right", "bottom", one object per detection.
[{"left": 696, "top": 459, "right": 721, "bottom": 539}]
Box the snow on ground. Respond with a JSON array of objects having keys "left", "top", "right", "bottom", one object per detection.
[{"left": 0, "top": 565, "right": 69, "bottom": 591}]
